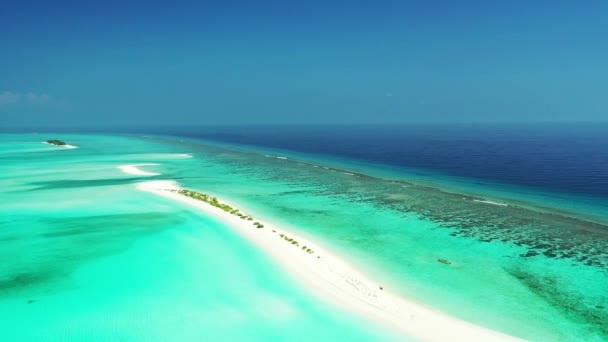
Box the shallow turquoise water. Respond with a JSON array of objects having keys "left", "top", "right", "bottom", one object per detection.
[
  {"left": 0, "top": 134, "right": 401, "bottom": 341},
  {"left": 2, "top": 133, "right": 607, "bottom": 341}
]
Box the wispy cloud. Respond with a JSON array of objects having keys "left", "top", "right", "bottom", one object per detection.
[
  {"left": 25, "top": 92, "right": 54, "bottom": 103},
  {"left": 0, "top": 91, "right": 57, "bottom": 107},
  {"left": 0, "top": 91, "right": 20, "bottom": 106}
]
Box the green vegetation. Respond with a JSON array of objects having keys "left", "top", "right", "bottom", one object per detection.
[
  {"left": 45, "top": 139, "right": 67, "bottom": 146},
  {"left": 168, "top": 188, "right": 315, "bottom": 255},
  {"left": 170, "top": 190, "right": 238, "bottom": 213},
  {"left": 279, "top": 233, "right": 313, "bottom": 253}
]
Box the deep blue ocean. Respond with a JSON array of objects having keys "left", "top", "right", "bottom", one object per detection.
[{"left": 169, "top": 123, "right": 608, "bottom": 197}]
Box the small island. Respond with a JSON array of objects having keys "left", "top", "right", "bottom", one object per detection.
[
  {"left": 42, "top": 139, "right": 77, "bottom": 149},
  {"left": 45, "top": 139, "right": 67, "bottom": 146}
]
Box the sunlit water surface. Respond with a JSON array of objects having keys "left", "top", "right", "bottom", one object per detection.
[
  {"left": 0, "top": 134, "right": 401, "bottom": 341},
  {"left": 1, "top": 133, "right": 607, "bottom": 341}
]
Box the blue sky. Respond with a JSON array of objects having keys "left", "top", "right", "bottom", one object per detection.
[{"left": 1, "top": 1, "right": 607, "bottom": 127}]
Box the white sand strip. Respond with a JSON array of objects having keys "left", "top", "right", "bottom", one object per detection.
[
  {"left": 135, "top": 179, "right": 522, "bottom": 342},
  {"left": 118, "top": 164, "right": 160, "bottom": 176},
  {"left": 41, "top": 141, "right": 78, "bottom": 149},
  {"left": 473, "top": 199, "right": 508, "bottom": 207}
]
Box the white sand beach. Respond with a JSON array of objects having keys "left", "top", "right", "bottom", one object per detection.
[
  {"left": 120, "top": 163, "right": 520, "bottom": 341},
  {"left": 160, "top": 205, "right": 523, "bottom": 336}
]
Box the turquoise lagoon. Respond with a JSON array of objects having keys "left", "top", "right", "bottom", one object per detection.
[
  {"left": 1, "top": 133, "right": 607, "bottom": 341},
  {"left": 0, "top": 134, "right": 401, "bottom": 341}
]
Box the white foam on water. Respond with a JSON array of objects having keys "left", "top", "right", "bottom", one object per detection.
[{"left": 473, "top": 199, "right": 508, "bottom": 207}]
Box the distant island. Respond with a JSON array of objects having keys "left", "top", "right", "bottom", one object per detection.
[
  {"left": 42, "top": 139, "right": 77, "bottom": 149},
  {"left": 45, "top": 139, "right": 67, "bottom": 146}
]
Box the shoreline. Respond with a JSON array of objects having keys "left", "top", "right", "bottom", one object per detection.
[{"left": 121, "top": 165, "right": 520, "bottom": 341}]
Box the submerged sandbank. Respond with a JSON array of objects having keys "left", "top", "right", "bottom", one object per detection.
[
  {"left": 118, "top": 164, "right": 160, "bottom": 176},
  {"left": 129, "top": 174, "right": 521, "bottom": 341}
]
